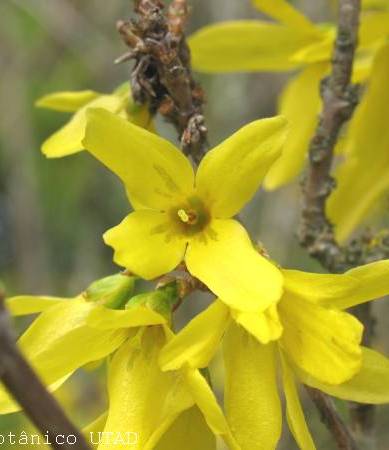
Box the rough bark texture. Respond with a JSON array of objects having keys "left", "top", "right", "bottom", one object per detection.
[
  {"left": 300, "top": 0, "right": 378, "bottom": 447},
  {"left": 117, "top": 0, "right": 208, "bottom": 164}
]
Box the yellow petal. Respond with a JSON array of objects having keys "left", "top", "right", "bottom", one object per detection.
[
  {"left": 189, "top": 21, "right": 319, "bottom": 73},
  {"left": 196, "top": 116, "right": 287, "bottom": 217},
  {"left": 184, "top": 369, "right": 240, "bottom": 450},
  {"left": 224, "top": 323, "right": 282, "bottom": 450},
  {"left": 83, "top": 412, "right": 108, "bottom": 449},
  {"left": 5, "top": 295, "right": 69, "bottom": 316},
  {"left": 99, "top": 327, "right": 194, "bottom": 450},
  {"left": 0, "top": 299, "right": 128, "bottom": 415},
  {"left": 186, "top": 219, "right": 283, "bottom": 312},
  {"left": 36, "top": 90, "right": 101, "bottom": 112},
  {"left": 359, "top": 11, "right": 389, "bottom": 49},
  {"left": 328, "top": 43, "right": 389, "bottom": 241},
  {"left": 104, "top": 210, "right": 186, "bottom": 279},
  {"left": 83, "top": 108, "right": 195, "bottom": 210},
  {"left": 87, "top": 304, "right": 166, "bottom": 329},
  {"left": 42, "top": 95, "right": 125, "bottom": 158},
  {"left": 283, "top": 268, "right": 359, "bottom": 305},
  {"left": 280, "top": 351, "right": 316, "bottom": 450},
  {"left": 264, "top": 63, "right": 327, "bottom": 190},
  {"left": 284, "top": 260, "right": 389, "bottom": 310},
  {"left": 291, "top": 30, "right": 334, "bottom": 64},
  {"left": 296, "top": 347, "right": 389, "bottom": 404},
  {"left": 232, "top": 304, "right": 283, "bottom": 344},
  {"left": 362, "top": 0, "right": 389, "bottom": 10},
  {"left": 159, "top": 300, "right": 230, "bottom": 371},
  {"left": 279, "top": 293, "right": 363, "bottom": 384},
  {"left": 155, "top": 406, "right": 216, "bottom": 450},
  {"left": 18, "top": 299, "right": 128, "bottom": 386},
  {"left": 0, "top": 374, "right": 71, "bottom": 415},
  {"left": 251, "top": 0, "right": 319, "bottom": 34}
]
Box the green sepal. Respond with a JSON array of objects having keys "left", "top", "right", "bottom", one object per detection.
[
  {"left": 84, "top": 273, "right": 137, "bottom": 309},
  {"left": 125, "top": 281, "right": 179, "bottom": 321}
]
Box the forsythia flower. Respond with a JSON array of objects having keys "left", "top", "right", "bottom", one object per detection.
[
  {"left": 160, "top": 260, "right": 389, "bottom": 449},
  {"left": 36, "top": 84, "right": 152, "bottom": 158},
  {"left": 0, "top": 276, "right": 238, "bottom": 450},
  {"left": 327, "top": 42, "right": 389, "bottom": 241},
  {"left": 81, "top": 108, "right": 287, "bottom": 313},
  {"left": 189, "top": 0, "right": 389, "bottom": 191}
]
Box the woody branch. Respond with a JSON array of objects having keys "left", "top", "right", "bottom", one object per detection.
[
  {"left": 299, "top": 0, "right": 377, "bottom": 447},
  {"left": 117, "top": 0, "right": 208, "bottom": 164}
]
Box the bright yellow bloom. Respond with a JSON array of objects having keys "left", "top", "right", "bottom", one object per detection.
[
  {"left": 36, "top": 84, "right": 152, "bottom": 158},
  {"left": 189, "top": 0, "right": 389, "bottom": 192},
  {"left": 160, "top": 260, "right": 389, "bottom": 449},
  {"left": 1, "top": 278, "right": 238, "bottom": 450},
  {"left": 327, "top": 42, "right": 389, "bottom": 241},
  {"left": 82, "top": 108, "right": 288, "bottom": 313}
]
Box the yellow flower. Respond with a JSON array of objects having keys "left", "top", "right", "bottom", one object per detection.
[
  {"left": 1, "top": 278, "right": 239, "bottom": 450},
  {"left": 0, "top": 274, "right": 163, "bottom": 414},
  {"left": 189, "top": 0, "right": 389, "bottom": 191},
  {"left": 159, "top": 260, "right": 389, "bottom": 449},
  {"left": 87, "top": 326, "right": 239, "bottom": 450},
  {"left": 82, "top": 108, "right": 288, "bottom": 313},
  {"left": 327, "top": 42, "right": 389, "bottom": 241},
  {"left": 36, "top": 84, "right": 152, "bottom": 158}
]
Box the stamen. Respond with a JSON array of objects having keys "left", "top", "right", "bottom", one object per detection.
[{"left": 177, "top": 209, "right": 190, "bottom": 223}]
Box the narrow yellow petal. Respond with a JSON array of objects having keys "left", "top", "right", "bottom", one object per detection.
[
  {"left": 184, "top": 369, "right": 240, "bottom": 450},
  {"left": 362, "top": 0, "right": 389, "bottom": 9},
  {"left": 0, "top": 374, "right": 71, "bottom": 415},
  {"left": 296, "top": 347, "right": 389, "bottom": 404},
  {"left": 83, "top": 412, "right": 108, "bottom": 449},
  {"left": 18, "top": 299, "right": 128, "bottom": 387},
  {"left": 283, "top": 268, "right": 359, "bottom": 306},
  {"left": 196, "top": 116, "right": 287, "bottom": 217},
  {"left": 251, "top": 0, "right": 319, "bottom": 34},
  {"left": 0, "top": 300, "right": 128, "bottom": 415},
  {"left": 99, "top": 327, "right": 194, "bottom": 450},
  {"left": 185, "top": 219, "right": 283, "bottom": 312},
  {"left": 284, "top": 261, "right": 389, "bottom": 310},
  {"left": 359, "top": 11, "right": 389, "bottom": 49},
  {"left": 189, "top": 21, "right": 319, "bottom": 73},
  {"left": 328, "top": 43, "right": 389, "bottom": 241},
  {"left": 159, "top": 300, "right": 230, "bottom": 371},
  {"left": 291, "top": 30, "right": 334, "bottom": 64},
  {"left": 103, "top": 210, "right": 186, "bottom": 279},
  {"left": 155, "top": 406, "right": 216, "bottom": 450},
  {"left": 42, "top": 94, "right": 125, "bottom": 158},
  {"left": 279, "top": 293, "right": 363, "bottom": 384},
  {"left": 83, "top": 108, "right": 195, "bottom": 210},
  {"left": 232, "top": 304, "right": 283, "bottom": 344},
  {"left": 87, "top": 305, "right": 166, "bottom": 330},
  {"left": 5, "top": 295, "right": 69, "bottom": 316},
  {"left": 280, "top": 351, "right": 316, "bottom": 450},
  {"left": 36, "top": 90, "right": 101, "bottom": 112},
  {"left": 264, "top": 63, "right": 327, "bottom": 190},
  {"left": 224, "top": 323, "right": 282, "bottom": 450}
]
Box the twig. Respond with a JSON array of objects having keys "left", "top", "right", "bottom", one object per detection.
[
  {"left": 298, "top": 0, "right": 372, "bottom": 447},
  {"left": 306, "top": 387, "right": 358, "bottom": 450},
  {"left": 0, "top": 289, "right": 90, "bottom": 450},
  {"left": 299, "top": 0, "right": 361, "bottom": 272},
  {"left": 117, "top": 0, "right": 208, "bottom": 163}
]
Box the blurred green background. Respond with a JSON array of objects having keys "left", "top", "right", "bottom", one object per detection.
[{"left": 0, "top": 0, "right": 388, "bottom": 448}]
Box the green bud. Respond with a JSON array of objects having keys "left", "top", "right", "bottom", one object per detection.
[
  {"left": 125, "top": 281, "right": 179, "bottom": 321},
  {"left": 84, "top": 273, "right": 136, "bottom": 309}
]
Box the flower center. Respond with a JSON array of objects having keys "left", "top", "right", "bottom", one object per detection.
[
  {"left": 177, "top": 208, "right": 198, "bottom": 225},
  {"left": 171, "top": 197, "right": 210, "bottom": 236}
]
